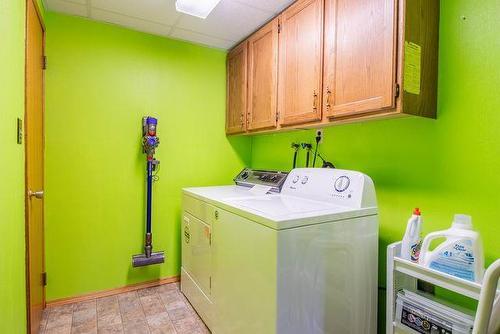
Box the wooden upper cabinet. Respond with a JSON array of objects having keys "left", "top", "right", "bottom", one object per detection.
[
  {"left": 323, "top": 0, "right": 398, "bottom": 118},
  {"left": 247, "top": 18, "right": 279, "bottom": 131},
  {"left": 226, "top": 41, "right": 248, "bottom": 134},
  {"left": 225, "top": 0, "right": 437, "bottom": 135},
  {"left": 278, "top": 0, "right": 324, "bottom": 126}
]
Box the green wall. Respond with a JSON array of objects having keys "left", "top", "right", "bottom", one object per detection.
[
  {"left": 251, "top": 0, "right": 499, "bottom": 330},
  {"left": 0, "top": 0, "right": 27, "bottom": 332},
  {"left": 44, "top": 13, "right": 251, "bottom": 301}
]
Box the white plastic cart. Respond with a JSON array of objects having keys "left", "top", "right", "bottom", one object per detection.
[{"left": 387, "top": 241, "right": 500, "bottom": 334}]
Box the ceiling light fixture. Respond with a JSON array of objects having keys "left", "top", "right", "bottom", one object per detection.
[{"left": 175, "top": 0, "right": 223, "bottom": 19}]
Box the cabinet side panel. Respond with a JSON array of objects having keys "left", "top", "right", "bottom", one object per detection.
[{"left": 402, "top": 0, "right": 440, "bottom": 118}]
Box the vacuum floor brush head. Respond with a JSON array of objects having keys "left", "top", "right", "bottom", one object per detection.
[{"left": 132, "top": 251, "right": 165, "bottom": 267}]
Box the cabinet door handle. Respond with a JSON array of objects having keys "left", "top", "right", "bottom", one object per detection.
[
  {"left": 313, "top": 90, "right": 318, "bottom": 110},
  {"left": 214, "top": 210, "right": 219, "bottom": 220},
  {"left": 326, "top": 88, "right": 332, "bottom": 109}
]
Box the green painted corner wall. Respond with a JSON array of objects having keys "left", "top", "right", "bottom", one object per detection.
[
  {"left": 44, "top": 12, "right": 251, "bottom": 301},
  {"left": 0, "top": 0, "right": 27, "bottom": 332},
  {"left": 251, "top": 0, "right": 499, "bottom": 330}
]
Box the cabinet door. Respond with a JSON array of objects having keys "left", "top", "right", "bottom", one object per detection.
[
  {"left": 323, "top": 0, "right": 397, "bottom": 118},
  {"left": 247, "top": 18, "right": 279, "bottom": 131},
  {"left": 226, "top": 41, "right": 247, "bottom": 134},
  {"left": 278, "top": 0, "right": 324, "bottom": 126}
]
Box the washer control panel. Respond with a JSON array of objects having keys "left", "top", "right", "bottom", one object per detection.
[
  {"left": 234, "top": 168, "right": 288, "bottom": 193},
  {"left": 282, "top": 168, "right": 376, "bottom": 208}
]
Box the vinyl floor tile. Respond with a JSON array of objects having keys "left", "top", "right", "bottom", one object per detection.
[{"left": 40, "top": 281, "right": 209, "bottom": 334}]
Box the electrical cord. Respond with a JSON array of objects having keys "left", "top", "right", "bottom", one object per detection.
[
  {"left": 313, "top": 134, "right": 321, "bottom": 167},
  {"left": 318, "top": 153, "right": 335, "bottom": 168},
  {"left": 312, "top": 135, "right": 335, "bottom": 168},
  {"left": 291, "top": 143, "right": 300, "bottom": 169}
]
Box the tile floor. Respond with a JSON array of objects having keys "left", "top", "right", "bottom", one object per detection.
[{"left": 39, "top": 282, "right": 210, "bottom": 334}]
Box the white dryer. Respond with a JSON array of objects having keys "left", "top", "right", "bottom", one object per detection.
[{"left": 181, "top": 168, "right": 378, "bottom": 334}]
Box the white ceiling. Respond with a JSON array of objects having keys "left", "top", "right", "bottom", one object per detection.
[{"left": 44, "top": 0, "right": 294, "bottom": 49}]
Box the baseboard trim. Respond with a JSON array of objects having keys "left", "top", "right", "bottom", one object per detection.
[{"left": 46, "top": 275, "right": 180, "bottom": 307}]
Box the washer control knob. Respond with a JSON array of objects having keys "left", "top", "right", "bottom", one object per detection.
[
  {"left": 292, "top": 175, "right": 300, "bottom": 184},
  {"left": 301, "top": 176, "right": 309, "bottom": 184},
  {"left": 334, "top": 176, "right": 350, "bottom": 192}
]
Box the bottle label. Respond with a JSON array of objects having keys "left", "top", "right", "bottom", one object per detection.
[
  {"left": 429, "top": 240, "right": 476, "bottom": 281},
  {"left": 410, "top": 241, "right": 422, "bottom": 262},
  {"left": 400, "top": 304, "right": 453, "bottom": 334}
]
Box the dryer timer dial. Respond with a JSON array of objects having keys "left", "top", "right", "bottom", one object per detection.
[{"left": 334, "top": 176, "right": 350, "bottom": 192}]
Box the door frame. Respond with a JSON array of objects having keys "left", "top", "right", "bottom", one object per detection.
[{"left": 24, "top": 0, "right": 46, "bottom": 332}]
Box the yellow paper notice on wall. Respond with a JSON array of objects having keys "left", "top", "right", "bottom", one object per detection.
[{"left": 404, "top": 41, "right": 421, "bottom": 95}]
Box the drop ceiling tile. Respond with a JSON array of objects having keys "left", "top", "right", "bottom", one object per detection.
[
  {"left": 91, "top": 0, "right": 180, "bottom": 26},
  {"left": 170, "top": 27, "right": 236, "bottom": 50},
  {"left": 231, "top": 0, "right": 294, "bottom": 13},
  {"left": 45, "top": 0, "right": 88, "bottom": 17},
  {"left": 91, "top": 8, "right": 172, "bottom": 37},
  {"left": 175, "top": 0, "right": 274, "bottom": 42}
]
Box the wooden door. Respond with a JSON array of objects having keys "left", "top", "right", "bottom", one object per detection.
[
  {"left": 278, "top": 0, "right": 324, "bottom": 126},
  {"left": 247, "top": 18, "right": 279, "bottom": 131},
  {"left": 25, "top": 0, "right": 45, "bottom": 332},
  {"left": 323, "top": 0, "right": 397, "bottom": 118},
  {"left": 226, "top": 41, "right": 247, "bottom": 134}
]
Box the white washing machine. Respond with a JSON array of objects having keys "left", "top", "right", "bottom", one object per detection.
[{"left": 181, "top": 168, "right": 378, "bottom": 334}]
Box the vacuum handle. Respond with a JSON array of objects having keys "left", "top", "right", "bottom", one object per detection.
[{"left": 146, "top": 160, "right": 153, "bottom": 234}]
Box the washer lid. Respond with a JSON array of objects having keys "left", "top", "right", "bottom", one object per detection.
[
  {"left": 222, "top": 194, "right": 377, "bottom": 230},
  {"left": 227, "top": 194, "right": 341, "bottom": 216}
]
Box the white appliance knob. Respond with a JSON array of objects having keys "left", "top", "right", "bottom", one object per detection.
[
  {"left": 301, "top": 176, "right": 309, "bottom": 184},
  {"left": 292, "top": 175, "right": 300, "bottom": 183},
  {"left": 334, "top": 176, "right": 350, "bottom": 192}
]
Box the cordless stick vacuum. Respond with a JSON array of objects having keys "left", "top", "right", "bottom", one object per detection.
[{"left": 132, "top": 117, "right": 165, "bottom": 267}]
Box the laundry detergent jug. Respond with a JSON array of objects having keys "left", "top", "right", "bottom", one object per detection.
[{"left": 419, "top": 214, "right": 484, "bottom": 283}]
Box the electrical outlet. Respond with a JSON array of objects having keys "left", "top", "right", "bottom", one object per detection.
[{"left": 315, "top": 129, "right": 323, "bottom": 144}]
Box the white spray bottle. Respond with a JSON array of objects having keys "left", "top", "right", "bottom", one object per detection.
[{"left": 401, "top": 208, "right": 423, "bottom": 262}]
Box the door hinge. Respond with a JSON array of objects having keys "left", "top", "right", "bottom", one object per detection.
[
  {"left": 209, "top": 276, "right": 212, "bottom": 289},
  {"left": 42, "top": 272, "right": 47, "bottom": 286},
  {"left": 276, "top": 112, "right": 279, "bottom": 122},
  {"left": 395, "top": 83, "right": 400, "bottom": 98},
  {"left": 42, "top": 56, "right": 47, "bottom": 70},
  {"left": 209, "top": 232, "right": 212, "bottom": 246},
  {"left": 278, "top": 23, "right": 281, "bottom": 33}
]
